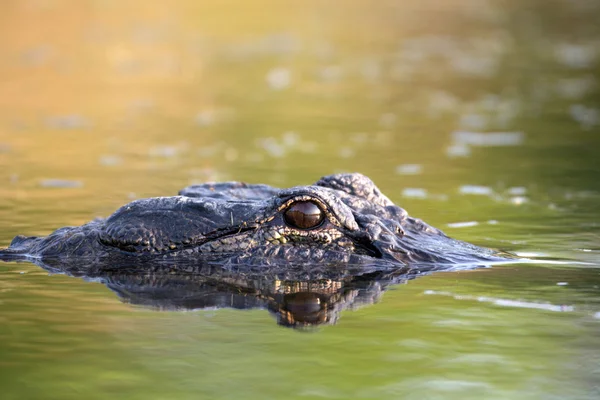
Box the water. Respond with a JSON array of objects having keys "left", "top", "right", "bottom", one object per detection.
[{"left": 1, "top": 0, "right": 600, "bottom": 399}]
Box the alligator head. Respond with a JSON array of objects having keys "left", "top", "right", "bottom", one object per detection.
[{"left": 0, "top": 173, "right": 507, "bottom": 271}]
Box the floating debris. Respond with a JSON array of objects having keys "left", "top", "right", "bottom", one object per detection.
[
  {"left": 556, "top": 282, "right": 569, "bottom": 286},
  {"left": 39, "top": 179, "right": 83, "bottom": 189},
  {"left": 395, "top": 164, "right": 423, "bottom": 175}
]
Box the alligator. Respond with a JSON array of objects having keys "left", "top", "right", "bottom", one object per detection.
[
  {"left": 0, "top": 173, "right": 507, "bottom": 271},
  {"left": 0, "top": 172, "right": 513, "bottom": 327}
]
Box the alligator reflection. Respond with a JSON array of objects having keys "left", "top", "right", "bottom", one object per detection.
[
  {"left": 107, "top": 271, "right": 393, "bottom": 328},
  {"left": 33, "top": 259, "right": 434, "bottom": 328}
]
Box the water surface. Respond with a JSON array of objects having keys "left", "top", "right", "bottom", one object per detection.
[{"left": 1, "top": 1, "right": 599, "bottom": 399}]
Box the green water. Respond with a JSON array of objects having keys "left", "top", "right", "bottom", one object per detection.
[{"left": 1, "top": 0, "right": 599, "bottom": 399}]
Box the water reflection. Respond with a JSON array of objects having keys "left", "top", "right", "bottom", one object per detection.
[
  {"left": 106, "top": 269, "right": 392, "bottom": 328},
  {"left": 21, "top": 257, "right": 431, "bottom": 328}
]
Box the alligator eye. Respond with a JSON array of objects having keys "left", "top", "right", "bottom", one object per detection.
[{"left": 283, "top": 201, "right": 324, "bottom": 230}]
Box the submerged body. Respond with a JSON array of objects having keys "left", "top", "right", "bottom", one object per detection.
[{"left": 0, "top": 173, "right": 506, "bottom": 270}]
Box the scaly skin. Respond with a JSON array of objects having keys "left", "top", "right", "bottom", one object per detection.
[{"left": 0, "top": 173, "right": 508, "bottom": 269}]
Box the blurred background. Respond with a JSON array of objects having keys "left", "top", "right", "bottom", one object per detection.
[
  {"left": 0, "top": 0, "right": 598, "bottom": 227},
  {"left": 1, "top": 1, "right": 600, "bottom": 399}
]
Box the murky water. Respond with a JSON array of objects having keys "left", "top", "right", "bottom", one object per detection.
[{"left": 1, "top": 1, "right": 599, "bottom": 399}]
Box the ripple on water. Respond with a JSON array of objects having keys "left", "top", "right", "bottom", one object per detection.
[
  {"left": 45, "top": 115, "right": 90, "bottom": 130},
  {"left": 395, "top": 164, "right": 422, "bottom": 175},
  {"left": 402, "top": 188, "right": 428, "bottom": 199},
  {"left": 265, "top": 67, "right": 291, "bottom": 90},
  {"left": 423, "top": 290, "right": 576, "bottom": 313},
  {"left": 39, "top": 179, "right": 83, "bottom": 189},
  {"left": 458, "top": 185, "right": 493, "bottom": 196},
  {"left": 447, "top": 221, "right": 479, "bottom": 228}
]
